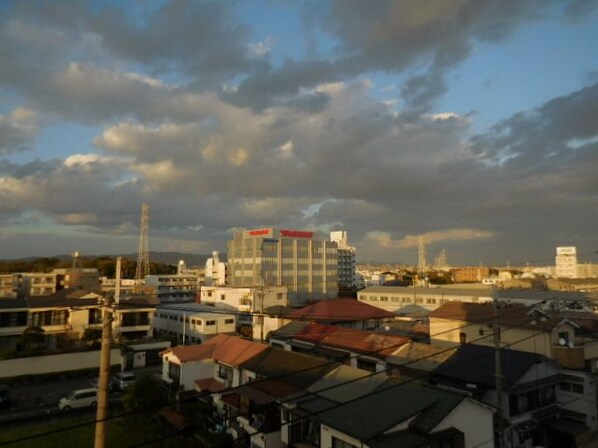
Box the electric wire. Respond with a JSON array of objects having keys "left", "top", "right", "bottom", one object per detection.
[{"left": 0, "top": 301, "right": 537, "bottom": 446}]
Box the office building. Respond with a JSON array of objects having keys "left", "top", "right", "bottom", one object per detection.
[{"left": 227, "top": 228, "right": 338, "bottom": 306}]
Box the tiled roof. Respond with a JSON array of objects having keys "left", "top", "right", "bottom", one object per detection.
[
  {"left": 240, "top": 347, "right": 337, "bottom": 388},
  {"left": 306, "top": 365, "right": 386, "bottom": 403},
  {"left": 285, "top": 298, "right": 395, "bottom": 322},
  {"left": 212, "top": 336, "right": 269, "bottom": 366},
  {"left": 387, "top": 342, "right": 457, "bottom": 372},
  {"left": 162, "top": 334, "right": 268, "bottom": 365},
  {"left": 433, "top": 344, "right": 551, "bottom": 389},
  {"left": 429, "top": 302, "right": 598, "bottom": 333},
  {"left": 292, "top": 323, "right": 409, "bottom": 357},
  {"left": 316, "top": 378, "right": 466, "bottom": 441},
  {"left": 164, "top": 342, "right": 217, "bottom": 364}
]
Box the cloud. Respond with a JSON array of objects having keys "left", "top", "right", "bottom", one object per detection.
[
  {"left": 0, "top": 108, "right": 37, "bottom": 154},
  {"left": 227, "top": 0, "right": 553, "bottom": 111}
]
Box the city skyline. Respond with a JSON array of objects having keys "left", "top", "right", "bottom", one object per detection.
[{"left": 0, "top": 1, "right": 597, "bottom": 265}]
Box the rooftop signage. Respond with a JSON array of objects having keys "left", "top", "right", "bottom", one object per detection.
[
  {"left": 280, "top": 229, "right": 313, "bottom": 239},
  {"left": 248, "top": 228, "right": 272, "bottom": 237}
]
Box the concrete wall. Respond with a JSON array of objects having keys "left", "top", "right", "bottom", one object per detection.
[{"left": 0, "top": 349, "right": 121, "bottom": 379}]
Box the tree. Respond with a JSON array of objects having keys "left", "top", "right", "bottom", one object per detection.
[
  {"left": 122, "top": 375, "right": 167, "bottom": 415},
  {"left": 18, "top": 326, "right": 45, "bottom": 354}
]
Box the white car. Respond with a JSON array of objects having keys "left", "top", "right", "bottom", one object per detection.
[
  {"left": 58, "top": 388, "right": 98, "bottom": 410},
  {"left": 111, "top": 371, "right": 136, "bottom": 392}
]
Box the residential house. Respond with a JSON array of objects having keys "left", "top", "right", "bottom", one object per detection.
[
  {"left": 160, "top": 334, "right": 268, "bottom": 391},
  {"left": 431, "top": 344, "right": 596, "bottom": 448},
  {"left": 281, "top": 365, "right": 387, "bottom": 446},
  {"left": 283, "top": 298, "right": 395, "bottom": 331},
  {"left": 313, "top": 377, "right": 494, "bottom": 448},
  {"left": 0, "top": 297, "right": 28, "bottom": 349},
  {"left": 269, "top": 322, "right": 409, "bottom": 372},
  {"left": 216, "top": 347, "right": 338, "bottom": 448},
  {"left": 428, "top": 302, "right": 598, "bottom": 371}
]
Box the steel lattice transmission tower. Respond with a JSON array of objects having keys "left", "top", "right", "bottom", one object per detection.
[
  {"left": 135, "top": 203, "right": 150, "bottom": 282},
  {"left": 417, "top": 236, "right": 427, "bottom": 277}
]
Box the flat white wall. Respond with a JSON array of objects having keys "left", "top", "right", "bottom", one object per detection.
[
  {"left": 0, "top": 349, "right": 121, "bottom": 379},
  {"left": 433, "top": 398, "right": 494, "bottom": 448}
]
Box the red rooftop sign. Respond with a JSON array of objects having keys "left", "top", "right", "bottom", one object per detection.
[
  {"left": 280, "top": 229, "right": 313, "bottom": 238},
  {"left": 249, "top": 228, "right": 272, "bottom": 236}
]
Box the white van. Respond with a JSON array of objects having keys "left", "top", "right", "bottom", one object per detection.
[{"left": 58, "top": 388, "right": 98, "bottom": 410}]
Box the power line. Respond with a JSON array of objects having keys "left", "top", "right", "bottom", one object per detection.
[{"left": 0, "top": 302, "right": 580, "bottom": 447}]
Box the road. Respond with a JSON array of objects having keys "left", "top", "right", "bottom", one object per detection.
[{"left": 0, "top": 365, "right": 161, "bottom": 425}]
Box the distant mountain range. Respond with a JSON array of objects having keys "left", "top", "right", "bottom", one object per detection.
[{"left": 2, "top": 251, "right": 220, "bottom": 267}]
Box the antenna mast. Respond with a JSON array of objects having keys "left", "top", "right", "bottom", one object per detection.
[{"left": 135, "top": 203, "right": 150, "bottom": 282}]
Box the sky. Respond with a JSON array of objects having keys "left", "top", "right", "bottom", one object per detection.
[{"left": 0, "top": 0, "right": 597, "bottom": 266}]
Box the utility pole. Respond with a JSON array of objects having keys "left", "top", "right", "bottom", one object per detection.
[
  {"left": 493, "top": 288, "right": 506, "bottom": 448},
  {"left": 94, "top": 257, "right": 119, "bottom": 448}
]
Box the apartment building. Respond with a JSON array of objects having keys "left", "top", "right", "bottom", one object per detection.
[
  {"left": 330, "top": 230, "right": 357, "bottom": 289},
  {"left": 556, "top": 246, "right": 579, "bottom": 279},
  {"left": 139, "top": 273, "right": 200, "bottom": 303},
  {"left": 199, "top": 285, "right": 288, "bottom": 340},
  {"left": 227, "top": 228, "right": 338, "bottom": 306},
  {"left": 152, "top": 303, "right": 236, "bottom": 345}
]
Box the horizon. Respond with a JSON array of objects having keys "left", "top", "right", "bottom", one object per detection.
[{"left": 0, "top": 1, "right": 596, "bottom": 265}]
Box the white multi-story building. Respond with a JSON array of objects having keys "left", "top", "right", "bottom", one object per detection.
[
  {"left": 556, "top": 246, "right": 578, "bottom": 279},
  {"left": 205, "top": 251, "right": 227, "bottom": 286},
  {"left": 141, "top": 273, "right": 200, "bottom": 303},
  {"left": 19, "top": 273, "right": 58, "bottom": 296},
  {"left": 199, "top": 285, "right": 288, "bottom": 341},
  {"left": 0, "top": 274, "right": 17, "bottom": 298},
  {"left": 227, "top": 228, "right": 338, "bottom": 306},
  {"left": 152, "top": 303, "right": 236, "bottom": 345},
  {"left": 330, "top": 231, "right": 356, "bottom": 290}
]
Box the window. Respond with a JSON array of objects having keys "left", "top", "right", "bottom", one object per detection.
[
  {"left": 224, "top": 319, "right": 234, "bottom": 324},
  {"left": 561, "top": 381, "right": 584, "bottom": 394},
  {"left": 217, "top": 365, "right": 233, "bottom": 380},
  {"left": 168, "top": 362, "right": 180, "bottom": 382},
  {"left": 459, "top": 332, "right": 467, "bottom": 344},
  {"left": 220, "top": 294, "right": 225, "bottom": 301},
  {"left": 206, "top": 320, "right": 216, "bottom": 326}
]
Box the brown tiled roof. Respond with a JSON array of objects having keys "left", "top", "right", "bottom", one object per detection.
[
  {"left": 294, "top": 323, "right": 409, "bottom": 357},
  {"left": 164, "top": 343, "right": 216, "bottom": 364},
  {"left": 162, "top": 334, "right": 269, "bottom": 365},
  {"left": 429, "top": 302, "right": 598, "bottom": 333},
  {"left": 285, "top": 298, "right": 395, "bottom": 322}
]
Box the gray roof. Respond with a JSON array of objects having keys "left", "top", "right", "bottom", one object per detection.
[
  {"left": 387, "top": 342, "right": 457, "bottom": 372},
  {"left": 433, "top": 344, "right": 551, "bottom": 389},
  {"left": 316, "top": 378, "right": 465, "bottom": 441},
  {"left": 306, "top": 365, "right": 386, "bottom": 403},
  {"left": 0, "top": 297, "right": 28, "bottom": 310}
]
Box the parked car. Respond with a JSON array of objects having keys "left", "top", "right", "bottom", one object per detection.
[
  {"left": 111, "top": 371, "right": 136, "bottom": 392},
  {"left": 0, "top": 385, "right": 11, "bottom": 410},
  {"left": 58, "top": 388, "right": 98, "bottom": 410}
]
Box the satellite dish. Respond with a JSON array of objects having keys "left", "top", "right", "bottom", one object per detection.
[{"left": 558, "top": 338, "right": 566, "bottom": 346}]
